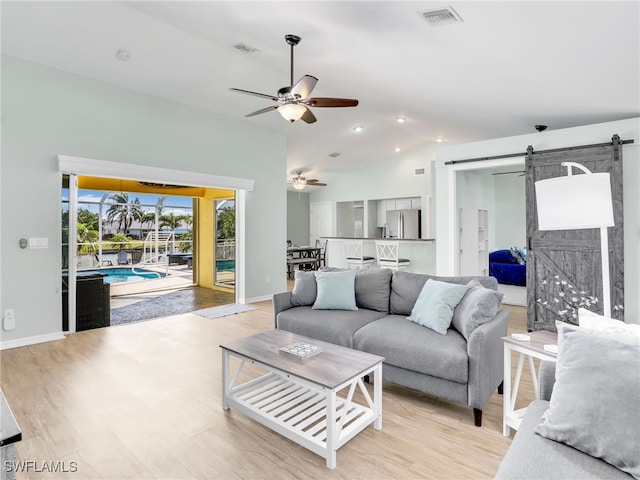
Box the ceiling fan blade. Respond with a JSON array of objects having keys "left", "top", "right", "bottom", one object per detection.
[
  {"left": 307, "top": 181, "right": 327, "bottom": 186},
  {"left": 290, "top": 75, "right": 318, "bottom": 100},
  {"left": 306, "top": 97, "right": 359, "bottom": 107},
  {"left": 300, "top": 108, "right": 317, "bottom": 124},
  {"left": 229, "top": 88, "right": 278, "bottom": 102},
  {"left": 245, "top": 105, "right": 278, "bottom": 117}
]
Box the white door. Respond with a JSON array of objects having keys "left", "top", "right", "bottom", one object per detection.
[{"left": 310, "top": 202, "right": 333, "bottom": 247}]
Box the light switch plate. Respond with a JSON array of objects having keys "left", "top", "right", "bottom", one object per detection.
[{"left": 29, "top": 237, "right": 48, "bottom": 249}]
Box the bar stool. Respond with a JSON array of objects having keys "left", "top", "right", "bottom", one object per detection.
[
  {"left": 342, "top": 240, "right": 375, "bottom": 269},
  {"left": 375, "top": 240, "right": 411, "bottom": 271}
]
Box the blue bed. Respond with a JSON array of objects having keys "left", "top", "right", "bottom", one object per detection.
[{"left": 489, "top": 249, "right": 526, "bottom": 286}]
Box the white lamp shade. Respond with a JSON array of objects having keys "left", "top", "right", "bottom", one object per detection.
[
  {"left": 535, "top": 172, "right": 614, "bottom": 230},
  {"left": 278, "top": 103, "right": 307, "bottom": 122}
]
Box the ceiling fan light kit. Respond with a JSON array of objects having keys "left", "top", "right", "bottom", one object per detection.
[
  {"left": 230, "top": 34, "right": 358, "bottom": 124},
  {"left": 278, "top": 103, "right": 307, "bottom": 122}
]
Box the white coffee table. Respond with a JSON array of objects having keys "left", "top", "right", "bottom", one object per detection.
[
  {"left": 220, "top": 329, "right": 384, "bottom": 468},
  {"left": 502, "top": 330, "right": 558, "bottom": 436}
]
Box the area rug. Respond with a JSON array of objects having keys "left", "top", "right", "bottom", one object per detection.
[{"left": 193, "top": 303, "right": 256, "bottom": 319}]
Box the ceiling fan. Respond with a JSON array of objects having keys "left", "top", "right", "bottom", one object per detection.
[
  {"left": 230, "top": 34, "right": 359, "bottom": 124},
  {"left": 289, "top": 171, "right": 327, "bottom": 190}
]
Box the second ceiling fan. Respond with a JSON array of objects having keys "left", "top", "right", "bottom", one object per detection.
[{"left": 230, "top": 34, "right": 359, "bottom": 124}]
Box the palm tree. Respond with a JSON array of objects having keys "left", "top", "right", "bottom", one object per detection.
[
  {"left": 106, "top": 193, "right": 143, "bottom": 235},
  {"left": 140, "top": 211, "right": 156, "bottom": 237},
  {"left": 159, "top": 212, "right": 185, "bottom": 234}
]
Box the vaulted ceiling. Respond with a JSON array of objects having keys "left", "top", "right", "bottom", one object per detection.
[{"left": 2, "top": 1, "right": 639, "bottom": 189}]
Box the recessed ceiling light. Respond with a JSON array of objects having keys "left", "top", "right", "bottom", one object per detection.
[
  {"left": 394, "top": 147, "right": 401, "bottom": 153},
  {"left": 436, "top": 138, "right": 443, "bottom": 143},
  {"left": 352, "top": 125, "right": 364, "bottom": 133},
  {"left": 116, "top": 50, "right": 131, "bottom": 61},
  {"left": 396, "top": 117, "right": 407, "bottom": 124}
]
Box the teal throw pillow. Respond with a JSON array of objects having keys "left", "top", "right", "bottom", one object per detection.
[
  {"left": 408, "top": 279, "right": 469, "bottom": 335},
  {"left": 312, "top": 270, "right": 358, "bottom": 311}
]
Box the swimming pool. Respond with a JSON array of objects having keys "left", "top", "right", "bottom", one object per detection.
[
  {"left": 81, "top": 267, "right": 166, "bottom": 284},
  {"left": 216, "top": 259, "right": 235, "bottom": 272}
]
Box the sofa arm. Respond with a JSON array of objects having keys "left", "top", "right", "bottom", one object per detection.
[
  {"left": 272, "top": 291, "right": 294, "bottom": 328},
  {"left": 466, "top": 309, "right": 509, "bottom": 410},
  {"left": 539, "top": 361, "right": 556, "bottom": 401}
]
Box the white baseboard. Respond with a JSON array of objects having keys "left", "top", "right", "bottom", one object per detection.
[
  {"left": 241, "top": 294, "right": 272, "bottom": 304},
  {"left": 1, "top": 332, "right": 65, "bottom": 351}
]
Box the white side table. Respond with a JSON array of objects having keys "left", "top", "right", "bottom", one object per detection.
[{"left": 502, "top": 330, "right": 557, "bottom": 437}]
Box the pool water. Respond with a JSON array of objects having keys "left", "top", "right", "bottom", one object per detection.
[
  {"left": 216, "top": 259, "right": 235, "bottom": 272},
  {"left": 83, "top": 267, "right": 166, "bottom": 284}
]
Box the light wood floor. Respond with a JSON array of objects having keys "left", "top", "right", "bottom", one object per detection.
[{"left": 0, "top": 295, "right": 535, "bottom": 479}]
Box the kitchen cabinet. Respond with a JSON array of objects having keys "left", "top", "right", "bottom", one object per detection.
[{"left": 395, "top": 198, "right": 412, "bottom": 210}]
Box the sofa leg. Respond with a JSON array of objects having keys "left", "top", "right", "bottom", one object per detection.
[
  {"left": 473, "top": 408, "right": 482, "bottom": 427},
  {"left": 497, "top": 381, "right": 504, "bottom": 395},
  {"left": 363, "top": 375, "right": 370, "bottom": 383}
]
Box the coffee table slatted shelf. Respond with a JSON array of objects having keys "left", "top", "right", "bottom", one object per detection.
[{"left": 221, "top": 330, "right": 384, "bottom": 468}]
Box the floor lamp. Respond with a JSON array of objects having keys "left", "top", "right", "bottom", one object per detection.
[{"left": 534, "top": 161, "right": 615, "bottom": 318}]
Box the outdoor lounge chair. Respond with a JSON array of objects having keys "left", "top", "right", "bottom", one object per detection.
[{"left": 116, "top": 251, "right": 130, "bottom": 265}]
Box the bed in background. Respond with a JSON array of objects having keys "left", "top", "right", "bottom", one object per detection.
[{"left": 489, "top": 248, "right": 526, "bottom": 286}]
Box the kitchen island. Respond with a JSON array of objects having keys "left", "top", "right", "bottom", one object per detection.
[{"left": 321, "top": 237, "right": 436, "bottom": 274}]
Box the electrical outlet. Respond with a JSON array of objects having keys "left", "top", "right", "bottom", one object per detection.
[
  {"left": 265, "top": 275, "right": 271, "bottom": 284},
  {"left": 3, "top": 309, "right": 16, "bottom": 331}
]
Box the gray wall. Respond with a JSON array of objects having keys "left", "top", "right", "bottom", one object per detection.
[
  {"left": 493, "top": 173, "right": 526, "bottom": 249},
  {"left": 286, "top": 191, "right": 310, "bottom": 247},
  {"left": 1, "top": 55, "right": 287, "bottom": 345}
]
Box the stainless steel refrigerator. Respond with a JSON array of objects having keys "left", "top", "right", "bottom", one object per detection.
[{"left": 386, "top": 209, "right": 421, "bottom": 239}]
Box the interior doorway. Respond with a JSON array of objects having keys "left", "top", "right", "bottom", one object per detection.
[{"left": 450, "top": 157, "right": 527, "bottom": 306}]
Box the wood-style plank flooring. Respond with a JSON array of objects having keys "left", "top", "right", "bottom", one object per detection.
[{"left": 0, "top": 287, "right": 535, "bottom": 479}]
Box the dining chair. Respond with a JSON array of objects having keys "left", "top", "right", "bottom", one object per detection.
[
  {"left": 375, "top": 240, "right": 411, "bottom": 271},
  {"left": 315, "top": 239, "right": 328, "bottom": 267},
  {"left": 342, "top": 240, "right": 375, "bottom": 269}
]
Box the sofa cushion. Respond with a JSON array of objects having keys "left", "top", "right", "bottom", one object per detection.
[
  {"left": 408, "top": 279, "right": 469, "bottom": 335},
  {"left": 451, "top": 279, "right": 504, "bottom": 340},
  {"left": 353, "top": 315, "right": 469, "bottom": 383},
  {"left": 290, "top": 270, "right": 317, "bottom": 307},
  {"left": 276, "top": 307, "right": 386, "bottom": 348},
  {"left": 390, "top": 271, "right": 498, "bottom": 316},
  {"left": 496, "top": 400, "right": 632, "bottom": 480},
  {"left": 312, "top": 270, "right": 357, "bottom": 310},
  {"left": 534, "top": 329, "right": 640, "bottom": 479},
  {"left": 319, "top": 267, "right": 392, "bottom": 313}
]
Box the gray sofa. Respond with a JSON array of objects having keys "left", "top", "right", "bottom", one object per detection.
[
  {"left": 273, "top": 268, "right": 509, "bottom": 426},
  {"left": 495, "top": 362, "right": 633, "bottom": 479}
]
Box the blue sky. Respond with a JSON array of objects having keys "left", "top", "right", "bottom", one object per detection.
[{"left": 64, "top": 190, "right": 193, "bottom": 215}]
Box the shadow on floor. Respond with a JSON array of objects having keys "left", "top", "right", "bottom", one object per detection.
[{"left": 110, "top": 286, "right": 235, "bottom": 326}]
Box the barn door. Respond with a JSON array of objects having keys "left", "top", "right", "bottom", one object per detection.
[{"left": 526, "top": 135, "right": 624, "bottom": 331}]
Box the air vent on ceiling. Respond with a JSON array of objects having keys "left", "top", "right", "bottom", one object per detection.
[
  {"left": 414, "top": 167, "right": 426, "bottom": 176},
  {"left": 233, "top": 43, "right": 259, "bottom": 54},
  {"left": 418, "top": 6, "right": 463, "bottom": 26},
  {"left": 328, "top": 152, "right": 341, "bottom": 158}
]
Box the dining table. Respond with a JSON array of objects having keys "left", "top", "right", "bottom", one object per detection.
[{"left": 286, "top": 246, "right": 321, "bottom": 278}]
